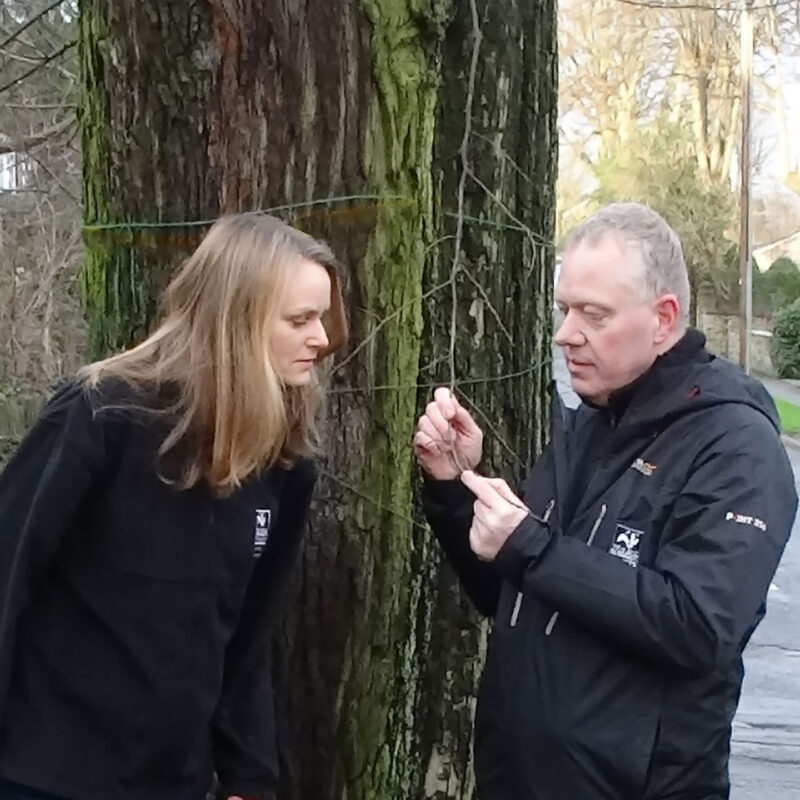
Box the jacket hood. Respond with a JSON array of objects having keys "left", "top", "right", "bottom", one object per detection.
[{"left": 617, "top": 329, "right": 780, "bottom": 436}]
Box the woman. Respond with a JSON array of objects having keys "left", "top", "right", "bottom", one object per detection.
[{"left": 0, "top": 214, "right": 347, "bottom": 800}]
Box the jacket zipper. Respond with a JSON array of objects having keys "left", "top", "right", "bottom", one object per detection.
[
  {"left": 544, "top": 503, "right": 608, "bottom": 637},
  {"left": 509, "top": 499, "right": 555, "bottom": 628}
]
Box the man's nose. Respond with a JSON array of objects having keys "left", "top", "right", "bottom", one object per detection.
[{"left": 554, "top": 310, "right": 584, "bottom": 347}]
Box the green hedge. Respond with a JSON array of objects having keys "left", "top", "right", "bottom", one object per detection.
[
  {"left": 0, "top": 389, "right": 44, "bottom": 468},
  {"left": 771, "top": 298, "right": 800, "bottom": 379}
]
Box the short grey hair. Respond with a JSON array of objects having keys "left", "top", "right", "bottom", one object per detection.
[{"left": 563, "top": 202, "right": 690, "bottom": 326}]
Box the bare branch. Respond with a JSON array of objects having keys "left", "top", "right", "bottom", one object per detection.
[
  {"left": 448, "top": 0, "right": 483, "bottom": 398},
  {"left": 2, "top": 30, "right": 79, "bottom": 84},
  {"left": 0, "top": 49, "right": 53, "bottom": 66},
  {"left": 0, "top": 186, "right": 51, "bottom": 194},
  {"left": 459, "top": 263, "right": 514, "bottom": 345},
  {"left": 0, "top": 40, "right": 76, "bottom": 96},
  {"left": 333, "top": 278, "right": 452, "bottom": 374},
  {"left": 612, "top": 0, "right": 795, "bottom": 11},
  {"left": 0, "top": 116, "right": 75, "bottom": 156},
  {"left": 2, "top": 103, "right": 76, "bottom": 110},
  {"left": 0, "top": 0, "right": 68, "bottom": 52},
  {"left": 23, "top": 151, "right": 80, "bottom": 205}
]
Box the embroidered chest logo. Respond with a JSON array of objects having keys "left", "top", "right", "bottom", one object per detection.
[
  {"left": 609, "top": 523, "right": 645, "bottom": 567},
  {"left": 253, "top": 508, "right": 272, "bottom": 559}
]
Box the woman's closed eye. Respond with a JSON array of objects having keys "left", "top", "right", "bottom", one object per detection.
[{"left": 289, "top": 313, "right": 315, "bottom": 328}]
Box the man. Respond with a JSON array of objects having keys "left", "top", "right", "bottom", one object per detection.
[{"left": 414, "top": 203, "right": 797, "bottom": 799}]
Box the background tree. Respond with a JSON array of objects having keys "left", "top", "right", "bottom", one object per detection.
[
  {"left": 557, "top": 0, "right": 800, "bottom": 318},
  {"left": 0, "top": 0, "right": 83, "bottom": 460},
  {"left": 670, "top": 1, "right": 742, "bottom": 188},
  {"left": 592, "top": 117, "right": 734, "bottom": 324},
  {"left": 771, "top": 297, "right": 800, "bottom": 378},
  {"left": 753, "top": 256, "right": 800, "bottom": 317},
  {"left": 418, "top": 1, "right": 556, "bottom": 795}
]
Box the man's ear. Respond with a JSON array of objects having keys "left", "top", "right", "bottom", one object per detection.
[{"left": 653, "top": 294, "right": 680, "bottom": 346}]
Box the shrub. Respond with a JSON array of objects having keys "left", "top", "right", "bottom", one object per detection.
[{"left": 771, "top": 298, "right": 800, "bottom": 378}]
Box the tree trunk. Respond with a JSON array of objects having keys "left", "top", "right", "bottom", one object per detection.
[
  {"left": 77, "top": 1, "right": 556, "bottom": 798},
  {"left": 417, "top": 3, "right": 556, "bottom": 796}
]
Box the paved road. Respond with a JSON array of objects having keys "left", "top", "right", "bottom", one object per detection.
[
  {"left": 730, "top": 444, "right": 800, "bottom": 798},
  {"left": 757, "top": 374, "right": 800, "bottom": 408}
]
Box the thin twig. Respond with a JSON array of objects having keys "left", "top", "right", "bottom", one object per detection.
[
  {"left": 453, "top": 388, "right": 527, "bottom": 470},
  {"left": 449, "top": 0, "right": 483, "bottom": 392},
  {"left": 327, "top": 363, "right": 548, "bottom": 395},
  {"left": 333, "top": 279, "right": 453, "bottom": 374},
  {"left": 1, "top": 102, "right": 76, "bottom": 110},
  {"left": 445, "top": 0, "right": 483, "bottom": 477},
  {"left": 0, "top": 187, "right": 51, "bottom": 194},
  {"left": 0, "top": 116, "right": 75, "bottom": 156},
  {"left": 459, "top": 263, "right": 514, "bottom": 345},
  {"left": 442, "top": 211, "right": 532, "bottom": 235},
  {"left": 472, "top": 131, "right": 535, "bottom": 186},
  {"left": 464, "top": 165, "right": 552, "bottom": 250},
  {"left": 612, "top": 0, "right": 793, "bottom": 10},
  {"left": 24, "top": 150, "right": 80, "bottom": 205},
  {"left": 0, "top": 0, "right": 67, "bottom": 52},
  {"left": 0, "top": 40, "right": 75, "bottom": 96},
  {"left": 318, "top": 468, "right": 428, "bottom": 532}
]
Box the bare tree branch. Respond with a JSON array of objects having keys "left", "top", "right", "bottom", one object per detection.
[
  {"left": 23, "top": 151, "right": 80, "bottom": 205},
  {"left": 0, "top": 0, "right": 68, "bottom": 52},
  {"left": 3, "top": 102, "right": 76, "bottom": 110},
  {"left": 0, "top": 48, "right": 53, "bottom": 66},
  {"left": 612, "top": 0, "right": 795, "bottom": 11},
  {"left": 1, "top": 24, "right": 79, "bottom": 83},
  {"left": 0, "top": 187, "right": 51, "bottom": 194},
  {"left": 0, "top": 116, "right": 75, "bottom": 155},
  {"left": 0, "top": 40, "right": 75, "bottom": 96}
]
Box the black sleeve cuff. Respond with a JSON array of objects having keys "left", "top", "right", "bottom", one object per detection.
[
  {"left": 421, "top": 474, "right": 474, "bottom": 515},
  {"left": 493, "top": 516, "right": 552, "bottom": 589}
]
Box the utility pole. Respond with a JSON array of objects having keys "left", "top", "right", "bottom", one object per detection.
[{"left": 739, "top": 0, "right": 754, "bottom": 372}]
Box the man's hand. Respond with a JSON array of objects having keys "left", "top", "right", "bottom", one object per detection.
[
  {"left": 413, "top": 387, "right": 484, "bottom": 480},
  {"left": 461, "top": 470, "right": 528, "bottom": 561}
]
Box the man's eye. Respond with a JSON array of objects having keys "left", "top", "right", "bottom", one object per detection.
[{"left": 584, "top": 309, "right": 607, "bottom": 323}]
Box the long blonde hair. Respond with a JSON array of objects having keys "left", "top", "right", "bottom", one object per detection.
[{"left": 81, "top": 213, "right": 347, "bottom": 494}]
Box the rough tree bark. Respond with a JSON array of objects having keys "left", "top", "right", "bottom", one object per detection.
[
  {"left": 77, "top": 1, "right": 556, "bottom": 798},
  {"left": 417, "top": 2, "right": 556, "bottom": 796}
]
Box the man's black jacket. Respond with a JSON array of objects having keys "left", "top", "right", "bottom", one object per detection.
[{"left": 424, "top": 332, "right": 797, "bottom": 800}]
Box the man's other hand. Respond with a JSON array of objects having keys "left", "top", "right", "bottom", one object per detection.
[
  {"left": 461, "top": 470, "right": 528, "bottom": 561},
  {"left": 413, "top": 387, "right": 483, "bottom": 480}
]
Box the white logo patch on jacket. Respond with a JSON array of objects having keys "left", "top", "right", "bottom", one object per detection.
[
  {"left": 609, "top": 523, "right": 644, "bottom": 567},
  {"left": 725, "top": 511, "right": 767, "bottom": 531},
  {"left": 253, "top": 509, "right": 272, "bottom": 558}
]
